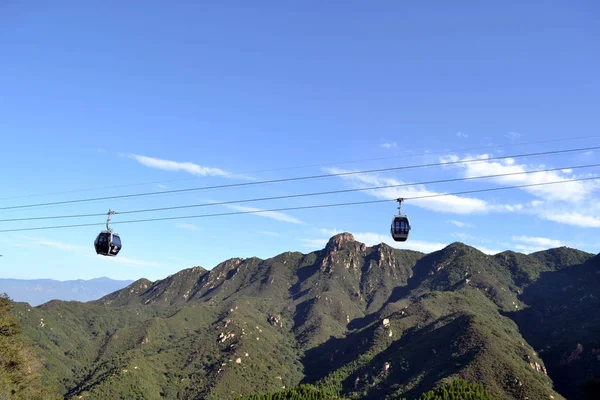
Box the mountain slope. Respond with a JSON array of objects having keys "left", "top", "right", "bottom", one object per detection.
[
  {"left": 509, "top": 252, "right": 600, "bottom": 399},
  {"left": 0, "top": 294, "right": 47, "bottom": 399},
  {"left": 9, "top": 233, "right": 598, "bottom": 400}
]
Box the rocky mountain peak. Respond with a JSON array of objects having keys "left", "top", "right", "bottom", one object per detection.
[{"left": 325, "top": 232, "right": 364, "bottom": 253}]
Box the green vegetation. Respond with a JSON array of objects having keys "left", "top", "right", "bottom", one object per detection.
[
  {"left": 0, "top": 294, "right": 48, "bottom": 400},
  {"left": 415, "top": 379, "right": 497, "bottom": 400},
  {"left": 4, "top": 234, "right": 598, "bottom": 399},
  {"left": 238, "top": 379, "right": 497, "bottom": 400},
  {"left": 239, "top": 383, "right": 342, "bottom": 400}
]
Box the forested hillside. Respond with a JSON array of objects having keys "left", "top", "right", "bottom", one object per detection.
[
  {"left": 7, "top": 233, "right": 599, "bottom": 399},
  {"left": 0, "top": 294, "right": 48, "bottom": 400}
]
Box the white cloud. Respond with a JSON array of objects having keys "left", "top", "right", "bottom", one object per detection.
[
  {"left": 33, "top": 240, "right": 82, "bottom": 252},
  {"left": 472, "top": 245, "right": 503, "bottom": 255},
  {"left": 517, "top": 199, "right": 600, "bottom": 228},
  {"left": 506, "top": 132, "right": 521, "bottom": 142},
  {"left": 438, "top": 152, "right": 599, "bottom": 202},
  {"left": 176, "top": 223, "right": 201, "bottom": 231},
  {"left": 11, "top": 243, "right": 36, "bottom": 249},
  {"left": 223, "top": 204, "right": 305, "bottom": 225},
  {"left": 258, "top": 231, "right": 281, "bottom": 237},
  {"left": 128, "top": 154, "right": 229, "bottom": 176},
  {"left": 125, "top": 154, "right": 254, "bottom": 181},
  {"left": 528, "top": 200, "right": 544, "bottom": 207},
  {"left": 512, "top": 235, "right": 562, "bottom": 248},
  {"left": 513, "top": 244, "right": 548, "bottom": 254},
  {"left": 22, "top": 236, "right": 165, "bottom": 268},
  {"left": 448, "top": 220, "right": 475, "bottom": 228},
  {"left": 88, "top": 254, "right": 163, "bottom": 268},
  {"left": 380, "top": 142, "right": 397, "bottom": 149},
  {"left": 323, "top": 167, "right": 516, "bottom": 214},
  {"left": 453, "top": 232, "right": 477, "bottom": 241},
  {"left": 157, "top": 184, "right": 169, "bottom": 189},
  {"left": 441, "top": 152, "right": 600, "bottom": 228},
  {"left": 456, "top": 132, "right": 468, "bottom": 138},
  {"left": 451, "top": 232, "right": 503, "bottom": 254},
  {"left": 536, "top": 211, "right": 600, "bottom": 228}
]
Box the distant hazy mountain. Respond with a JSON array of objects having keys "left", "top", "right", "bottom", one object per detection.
[{"left": 0, "top": 277, "right": 134, "bottom": 306}]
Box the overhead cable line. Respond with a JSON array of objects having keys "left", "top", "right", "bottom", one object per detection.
[
  {"left": 1, "top": 145, "right": 599, "bottom": 212},
  {"left": 0, "top": 176, "right": 598, "bottom": 233},
  {"left": 2, "top": 134, "right": 598, "bottom": 202},
  {"left": 2, "top": 162, "right": 599, "bottom": 222}
]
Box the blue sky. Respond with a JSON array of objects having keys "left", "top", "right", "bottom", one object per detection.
[{"left": 1, "top": 1, "right": 599, "bottom": 281}]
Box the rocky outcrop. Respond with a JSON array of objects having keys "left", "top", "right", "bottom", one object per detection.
[
  {"left": 268, "top": 314, "right": 282, "bottom": 328},
  {"left": 325, "top": 232, "right": 366, "bottom": 253}
]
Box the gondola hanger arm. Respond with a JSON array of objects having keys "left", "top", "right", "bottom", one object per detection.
[{"left": 106, "top": 209, "right": 115, "bottom": 232}]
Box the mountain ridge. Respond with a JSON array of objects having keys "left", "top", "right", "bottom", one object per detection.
[{"left": 9, "top": 232, "right": 599, "bottom": 400}]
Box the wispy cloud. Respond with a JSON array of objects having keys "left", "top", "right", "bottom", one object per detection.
[
  {"left": 512, "top": 244, "right": 544, "bottom": 254},
  {"left": 157, "top": 184, "right": 169, "bottom": 189},
  {"left": 223, "top": 204, "right": 305, "bottom": 225},
  {"left": 21, "top": 236, "right": 165, "bottom": 268},
  {"left": 456, "top": 132, "right": 468, "bottom": 138},
  {"left": 323, "top": 167, "right": 517, "bottom": 214},
  {"left": 11, "top": 243, "right": 36, "bottom": 249},
  {"left": 535, "top": 210, "right": 600, "bottom": 228},
  {"left": 509, "top": 235, "right": 564, "bottom": 253},
  {"left": 438, "top": 151, "right": 600, "bottom": 227},
  {"left": 33, "top": 240, "right": 84, "bottom": 252},
  {"left": 17, "top": 235, "right": 88, "bottom": 252},
  {"left": 448, "top": 220, "right": 475, "bottom": 228},
  {"left": 471, "top": 245, "right": 504, "bottom": 255},
  {"left": 258, "top": 231, "right": 281, "bottom": 237},
  {"left": 450, "top": 232, "right": 504, "bottom": 254},
  {"left": 512, "top": 235, "right": 562, "bottom": 248},
  {"left": 128, "top": 154, "right": 228, "bottom": 176},
  {"left": 380, "top": 142, "right": 397, "bottom": 149},
  {"left": 438, "top": 153, "right": 599, "bottom": 202},
  {"left": 452, "top": 232, "right": 477, "bottom": 241},
  {"left": 124, "top": 154, "right": 254, "bottom": 181},
  {"left": 86, "top": 254, "right": 163, "bottom": 268},
  {"left": 506, "top": 132, "right": 521, "bottom": 142},
  {"left": 176, "top": 222, "right": 202, "bottom": 231}
]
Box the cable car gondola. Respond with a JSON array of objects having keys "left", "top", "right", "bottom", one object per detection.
[
  {"left": 390, "top": 198, "right": 410, "bottom": 242},
  {"left": 94, "top": 209, "right": 122, "bottom": 256}
]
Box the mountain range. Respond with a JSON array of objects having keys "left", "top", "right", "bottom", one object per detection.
[
  {"left": 0, "top": 277, "right": 134, "bottom": 306},
  {"left": 7, "top": 233, "right": 600, "bottom": 399}
]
